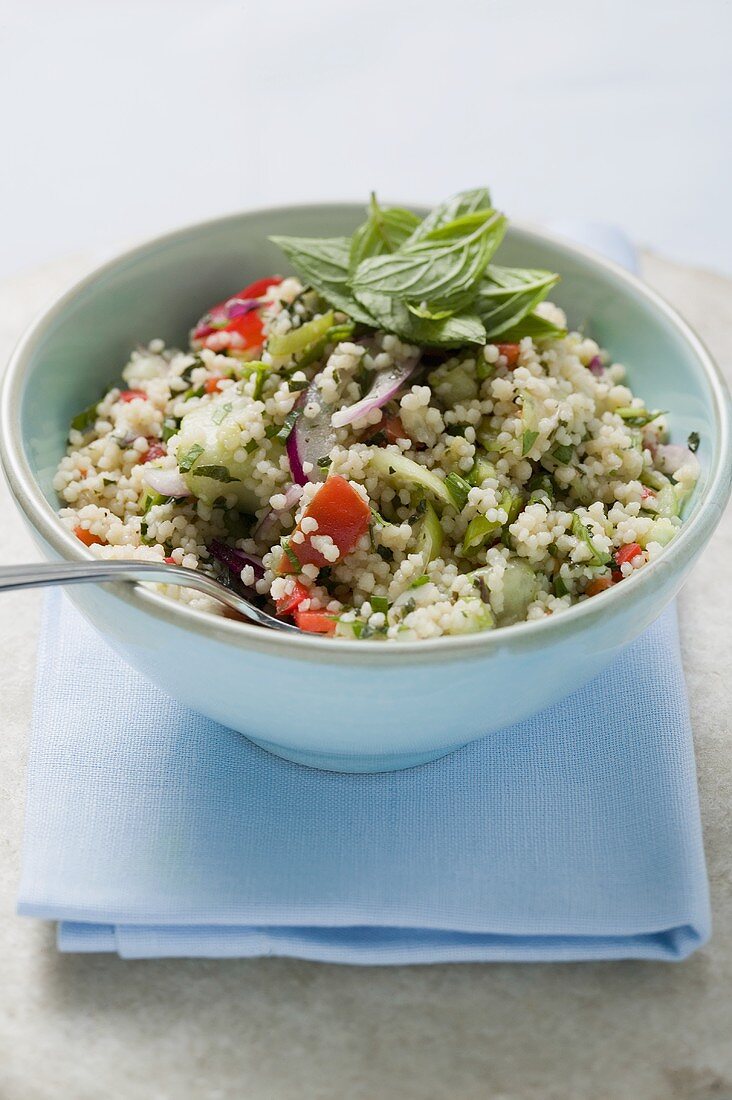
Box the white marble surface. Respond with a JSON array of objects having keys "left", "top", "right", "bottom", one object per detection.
[
  {"left": 1, "top": 0, "right": 731, "bottom": 279},
  {"left": 0, "top": 254, "right": 731, "bottom": 1099}
]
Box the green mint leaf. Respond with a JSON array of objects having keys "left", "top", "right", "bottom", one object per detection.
[
  {"left": 178, "top": 443, "right": 204, "bottom": 472},
  {"left": 354, "top": 288, "right": 485, "bottom": 348},
  {"left": 495, "top": 311, "right": 566, "bottom": 343},
  {"left": 70, "top": 401, "right": 100, "bottom": 433},
  {"left": 191, "top": 465, "right": 241, "bottom": 482},
  {"left": 406, "top": 188, "right": 492, "bottom": 242},
  {"left": 615, "top": 407, "right": 666, "bottom": 427},
  {"left": 276, "top": 409, "right": 300, "bottom": 442},
  {"left": 475, "top": 266, "right": 560, "bottom": 340},
  {"left": 571, "top": 513, "right": 612, "bottom": 566},
  {"left": 211, "top": 402, "right": 233, "bottom": 425},
  {"left": 522, "top": 430, "right": 539, "bottom": 456},
  {"left": 552, "top": 443, "right": 574, "bottom": 464},
  {"left": 268, "top": 235, "right": 377, "bottom": 326},
  {"left": 351, "top": 209, "right": 506, "bottom": 310},
  {"left": 445, "top": 471, "right": 471, "bottom": 510},
  {"left": 349, "top": 193, "right": 421, "bottom": 270},
  {"left": 162, "top": 417, "right": 179, "bottom": 443},
  {"left": 369, "top": 595, "right": 389, "bottom": 615}
]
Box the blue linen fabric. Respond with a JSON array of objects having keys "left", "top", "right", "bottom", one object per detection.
[{"left": 17, "top": 227, "right": 711, "bottom": 962}]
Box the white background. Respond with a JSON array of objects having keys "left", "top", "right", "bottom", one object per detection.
[{"left": 1, "top": 0, "right": 731, "bottom": 279}]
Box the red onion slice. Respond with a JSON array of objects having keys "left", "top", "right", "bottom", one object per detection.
[
  {"left": 287, "top": 375, "right": 336, "bottom": 485},
  {"left": 208, "top": 540, "right": 264, "bottom": 582},
  {"left": 587, "top": 355, "right": 605, "bottom": 377},
  {"left": 253, "top": 483, "right": 303, "bottom": 540},
  {"left": 143, "top": 466, "right": 191, "bottom": 498},
  {"left": 656, "top": 443, "right": 700, "bottom": 479},
  {"left": 330, "top": 357, "right": 418, "bottom": 429}
]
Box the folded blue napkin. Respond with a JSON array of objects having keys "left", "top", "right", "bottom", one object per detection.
[
  {"left": 19, "top": 594, "right": 709, "bottom": 961},
  {"left": 17, "top": 225, "right": 711, "bottom": 962}
]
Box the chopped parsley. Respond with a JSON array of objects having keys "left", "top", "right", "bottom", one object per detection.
[
  {"left": 177, "top": 443, "right": 204, "bottom": 472},
  {"left": 521, "top": 429, "right": 539, "bottom": 456},
  {"left": 687, "top": 431, "right": 700, "bottom": 453},
  {"left": 70, "top": 401, "right": 100, "bottom": 433},
  {"left": 316, "top": 456, "right": 332, "bottom": 469},
  {"left": 410, "top": 574, "right": 430, "bottom": 588},
  {"left": 552, "top": 443, "right": 574, "bottom": 465},
  {"left": 192, "top": 465, "right": 240, "bottom": 482},
  {"left": 281, "top": 540, "right": 302, "bottom": 573},
  {"left": 571, "top": 513, "right": 612, "bottom": 567},
  {"left": 369, "top": 595, "right": 389, "bottom": 615},
  {"left": 276, "top": 409, "right": 300, "bottom": 442},
  {"left": 616, "top": 407, "right": 665, "bottom": 427},
  {"left": 162, "top": 417, "right": 179, "bottom": 443},
  {"left": 445, "top": 471, "right": 471, "bottom": 510}
]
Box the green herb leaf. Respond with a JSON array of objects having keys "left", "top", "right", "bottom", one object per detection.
[
  {"left": 687, "top": 431, "right": 700, "bottom": 453},
  {"left": 369, "top": 595, "right": 390, "bottom": 615},
  {"left": 553, "top": 575, "right": 569, "bottom": 598},
  {"left": 70, "top": 401, "right": 100, "bottom": 433},
  {"left": 494, "top": 310, "right": 566, "bottom": 343},
  {"left": 409, "top": 574, "right": 430, "bottom": 588},
  {"left": 316, "top": 455, "right": 332, "bottom": 469},
  {"left": 245, "top": 438, "right": 259, "bottom": 454},
  {"left": 474, "top": 266, "right": 560, "bottom": 340},
  {"left": 162, "top": 417, "right": 179, "bottom": 443},
  {"left": 211, "top": 402, "right": 233, "bottom": 425},
  {"left": 268, "top": 236, "right": 377, "bottom": 326},
  {"left": 522, "top": 430, "right": 539, "bottom": 456},
  {"left": 276, "top": 409, "right": 300, "bottom": 442},
  {"left": 552, "top": 443, "right": 574, "bottom": 464},
  {"left": 444, "top": 471, "right": 471, "bottom": 510},
  {"left": 349, "top": 193, "right": 421, "bottom": 269},
  {"left": 353, "top": 288, "right": 486, "bottom": 347},
  {"left": 571, "top": 513, "right": 612, "bottom": 567},
  {"left": 462, "top": 513, "right": 500, "bottom": 555},
  {"left": 191, "top": 465, "right": 241, "bottom": 482},
  {"left": 616, "top": 407, "right": 666, "bottom": 427},
  {"left": 406, "top": 188, "right": 492, "bottom": 242},
  {"left": 351, "top": 209, "right": 506, "bottom": 310},
  {"left": 281, "top": 540, "right": 302, "bottom": 573},
  {"left": 177, "top": 443, "right": 204, "bottom": 472}
]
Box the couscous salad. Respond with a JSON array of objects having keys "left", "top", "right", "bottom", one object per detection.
[{"left": 55, "top": 189, "right": 699, "bottom": 639}]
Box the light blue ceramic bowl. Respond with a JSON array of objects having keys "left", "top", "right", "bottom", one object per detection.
[{"left": 2, "top": 205, "right": 730, "bottom": 771}]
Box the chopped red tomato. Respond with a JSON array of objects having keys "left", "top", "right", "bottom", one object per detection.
[
  {"left": 585, "top": 575, "right": 615, "bottom": 597},
  {"left": 614, "top": 542, "right": 642, "bottom": 567},
  {"left": 118, "top": 389, "right": 147, "bottom": 403},
  {"left": 497, "top": 343, "right": 521, "bottom": 368},
  {"left": 163, "top": 556, "right": 177, "bottom": 565},
  {"left": 222, "top": 309, "right": 264, "bottom": 348},
  {"left": 294, "top": 609, "right": 337, "bottom": 635},
  {"left": 140, "top": 442, "right": 166, "bottom": 464},
  {"left": 640, "top": 486, "right": 656, "bottom": 501},
  {"left": 279, "top": 475, "right": 371, "bottom": 574},
  {"left": 205, "top": 376, "right": 225, "bottom": 394},
  {"left": 275, "top": 578, "right": 310, "bottom": 616},
  {"left": 238, "top": 275, "right": 283, "bottom": 300},
  {"left": 74, "top": 526, "right": 106, "bottom": 547}
]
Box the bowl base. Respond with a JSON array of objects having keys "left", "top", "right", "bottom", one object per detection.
[{"left": 245, "top": 735, "right": 465, "bottom": 773}]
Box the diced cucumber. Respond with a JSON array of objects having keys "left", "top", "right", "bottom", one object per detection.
[
  {"left": 266, "top": 311, "right": 334, "bottom": 363},
  {"left": 427, "top": 358, "right": 479, "bottom": 405},
  {"left": 468, "top": 455, "right": 497, "bottom": 487},
  {"left": 177, "top": 389, "right": 282, "bottom": 511},
  {"left": 415, "top": 501, "right": 444, "bottom": 562},
  {"left": 367, "top": 448, "right": 454, "bottom": 509},
  {"left": 498, "top": 559, "right": 538, "bottom": 625}
]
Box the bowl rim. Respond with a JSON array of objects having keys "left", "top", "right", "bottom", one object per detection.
[{"left": 2, "top": 202, "right": 730, "bottom": 667}]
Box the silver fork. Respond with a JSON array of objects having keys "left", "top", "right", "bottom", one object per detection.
[{"left": 0, "top": 560, "right": 302, "bottom": 634}]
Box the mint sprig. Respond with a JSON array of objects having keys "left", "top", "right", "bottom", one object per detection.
[{"left": 269, "top": 189, "right": 560, "bottom": 349}]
